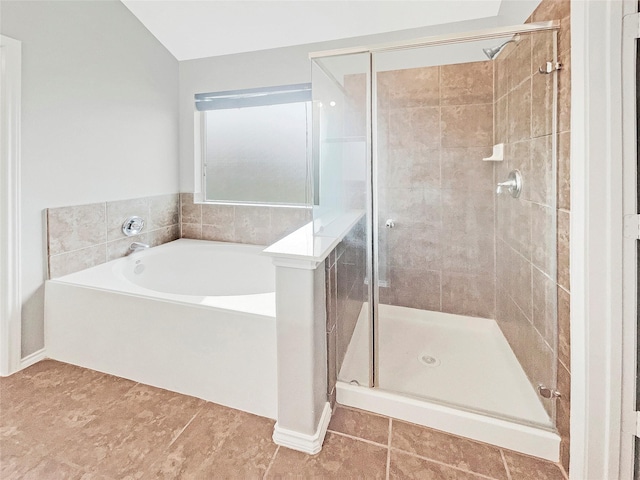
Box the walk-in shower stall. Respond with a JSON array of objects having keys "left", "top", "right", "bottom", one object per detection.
[{"left": 311, "top": 21, "right": 561, "bottom": 459}]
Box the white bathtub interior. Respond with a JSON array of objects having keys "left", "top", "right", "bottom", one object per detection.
[{"left": 45, "top": 239, "right": 277, "bottom": 419}]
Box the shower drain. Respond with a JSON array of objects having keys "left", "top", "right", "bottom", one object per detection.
[{"left": 418, "top": 353, "right": 441, "bottom": 367}]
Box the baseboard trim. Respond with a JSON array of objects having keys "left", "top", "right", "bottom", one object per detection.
[
  {"left": 272, "top": 402, "right": 332, "bottom": 454},
  {"left": 20, "top": 348, "right": 46, "bottom": 370}
]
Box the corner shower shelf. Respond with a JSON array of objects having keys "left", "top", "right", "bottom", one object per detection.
[{"left": 483, "top": 143, "right": 504, "bottom": 161}]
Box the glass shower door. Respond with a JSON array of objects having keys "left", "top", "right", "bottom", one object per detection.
[
  {"left": 372, "top": 29, "right": 559, "bottom": 430},
  {"left": 311, "top": 53, "right": 373, "bottom": 392}
]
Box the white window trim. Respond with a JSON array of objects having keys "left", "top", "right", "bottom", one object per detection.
[{"left": 0, "top": 34, "right": 22, "bottom": 376}]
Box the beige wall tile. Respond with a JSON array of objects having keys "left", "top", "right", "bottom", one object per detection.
[
  {"left": 200, "top": 224, "right": 235, "bottom": 242},
  {"left": 531, "top": 30, "right": 555, "bottom": 77},
  {"left": 530, "top": 0, "right": 570, "bottom": 23},
  {"left": 441, "top": 104, "right": 493, "bottom": 148},
  {"left": 49, "top": 244, "right": 106, "bottom": 278},
  {"left": 558, "top": 50, "right": 571, "bottom": 133},
  {"left": 106, "top": 197, "right": 150, "bottom": 241},
  {"left": 557, "top": 286, "right": 570, "bottom": 370},
  {"left": 532, "top": 266, "right": 556, "bottom": 345},
  {"left": 507, "top": 80, "right": 532, "bottom": 143},
  {"left": 441, "top": 188, "right": 494, "bottom": 235},
  {"left": 557, "top": 131, "right": 571, "bottom": 210},
  {"left": 180, "top": 193, "right": 201, "bottom": 224},
  {"left": 233, "top": 205, "right": 272, "bottom": 245},
  {"left": 201, "top": 203, "right": 234, "bottom": 226},
  {"left": 380, "top": 186, "right": 441, "bottom": 230},
  {"left": 441, "top": 272, "right": 495, "bottom": 318},
  {"left": 531, "top": 71, "right": 554, "bottom": 138},
  {"left": 440, "top": 61, "right": 493, "bottom": 106},
  {"left": 442, "top": 231, "right": 495, "bottom": 276},
  {"left": 558, "top": 14, "right": 571, "bottom": 55},
  {"left": 503, "top": 197, "right": 533, "bottom": 260},
  {"left": 148, "top": 194, "right": 179, "bottom": 230},
  {"left": 385, "top": 66, "right": 440, "bottom": 108},
  {"left": 507, "top": 34, "right": 532, "bottom": 91},
  {"left": 149, "top": 225, "right": 180, "bottom": 247},
  {"left": 389, "top": 107, "right": 440, "bottom": 150},
  {"left": 495, "top": 95, "right": 508, "bottom": 144},
  {"left": 47, "top": 203, "right": 106, "bottom": 255},
  {"left": 531, "top": 203, "right": 555, "bottom": 276},
  {"left": 386, "top": 224, "right": 441, "bottom": 271},
  {"left": 180, "top": 223, "right": 202, "bottom": 239},
  {"left": 383, "top": 147, "right": 440, "bottom": 189},
  {"left": 387, "top": 267, "right": 441, "bottom": 311},
  {"left": 441, "top": 147, "right": 493, "bottom": 192},
  {"left": 530, "top": 134, "right": 555, "bottom": 207},
  {"left": 494, "top": 55, "right": 508, "bottom": 101},
  {"left": 557, "top": 209, "right": 570, "bottom": 291}
]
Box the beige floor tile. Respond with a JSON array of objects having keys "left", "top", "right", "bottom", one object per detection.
[
  {"left": 389, "top": 450, "right": 489, "bottom": 480},
  {"left": 328, "top": 406, "right": 390, "bottom": 445},
  {"left": 51, "top": 384, "right": 205, "bottom": 478},
  {"left": 391, "top": 420, "right": 508, "bottom": 480},
  {"left": 503, "top": 451, "right": 566, "bottom": 480},
  {"left": 266, "top": 432, "right": 387, "bottom": 479},
  {"left": 147, "top": 403, "right": 277, "bottom": 479}
]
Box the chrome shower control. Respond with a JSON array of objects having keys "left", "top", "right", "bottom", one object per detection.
[
  {"left": 385, "top": 219, "right": 395, "bottom": 228},
  {"left": 496, "top": 170, "right": 522, "bottom": 198},
  {"left": 122, "top": 216, "right": 145, "bottom": 236}
]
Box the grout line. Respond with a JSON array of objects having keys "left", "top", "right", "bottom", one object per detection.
[
  {"left": 385, "top": 418, "right": 392, "bottom": 480},
  {"left": 263, "top": 445, "right": 280, "bottom": 479},
  {"left": 326, "top": 430, "right": 388, "bottom": 449},
  {"left": 389, "top": 447, "right": 501, "bottom": 480},
  {"left": 168, "top": 407, "right": 202, "bottom": 447},
  {"left": 500, "top": 449, "right": 513, "bottom": 480}
]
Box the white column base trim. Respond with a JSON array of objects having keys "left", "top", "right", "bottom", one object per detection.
[
  {"left": 272, "top": 402, "right": 332, "bottom": 454},
  {"left": 19, "top": 348, "right": 46, "bottom": 370}
]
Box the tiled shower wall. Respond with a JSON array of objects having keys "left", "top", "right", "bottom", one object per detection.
[
  {"left": 180, "top": 193, "right": 311, "bottom": 246},
  {"left": 47, "top": 194, "right": 180, "bottom": 278},
  {"left": 376, "top": 61, "right": 496, "bottom": 318},
  {"left": 494, "top": 0, "right": 570, "bottom": 472}
]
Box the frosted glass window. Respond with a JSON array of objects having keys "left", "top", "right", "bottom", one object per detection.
[{"left": 202, "top": 101, "right": 310, "bottom": 205}]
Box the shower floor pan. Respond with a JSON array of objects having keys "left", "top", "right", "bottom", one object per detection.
[{"left": 337, "top": 303, "right": 560, "bottom": 461}]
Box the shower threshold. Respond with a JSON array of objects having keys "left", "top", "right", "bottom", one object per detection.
[{"left": 336, "top": 303, "right": 560, "bottom": 461}]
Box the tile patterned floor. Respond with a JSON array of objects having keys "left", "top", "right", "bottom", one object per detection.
[{"left": 0, "top": 360, "right": 568, "bottom": 479}]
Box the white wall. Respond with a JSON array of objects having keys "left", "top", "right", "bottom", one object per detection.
[{"left": 0, "top": 0, "right": 179, "bottom": 357}]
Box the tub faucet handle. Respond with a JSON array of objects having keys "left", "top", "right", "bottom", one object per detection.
[{"left": 130, "top": 242, "right": 150, "bottom": 253}]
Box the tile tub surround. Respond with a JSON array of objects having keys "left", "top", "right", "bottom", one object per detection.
[
  {"left": 0, "top": 360, "right": 567, "bottom": 479},
  {"left": 180, "top": 193, "right": 312, "bottom": 246},
  {"left": 376, "top": 60, "right": 496, "bottom": 319},
  {"left": 46, "top": 194, "right": 180, "bottom": 278}
]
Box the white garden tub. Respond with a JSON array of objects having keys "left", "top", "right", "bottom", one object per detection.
[{"left": 45, "top": 239, "right": 277, "bottom": 419}]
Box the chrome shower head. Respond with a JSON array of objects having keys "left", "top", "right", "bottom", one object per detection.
[{"left": 482, "top": 34, "right": 520, "bottom": 60}]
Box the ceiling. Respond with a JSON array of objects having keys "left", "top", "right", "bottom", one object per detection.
[{"left": 121, "top": 1, "right": 536, "bottom": 61}]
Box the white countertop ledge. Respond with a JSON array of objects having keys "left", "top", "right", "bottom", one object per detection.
[{"left": 262, "top": 210, "right": 364, "bottom": 268}]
